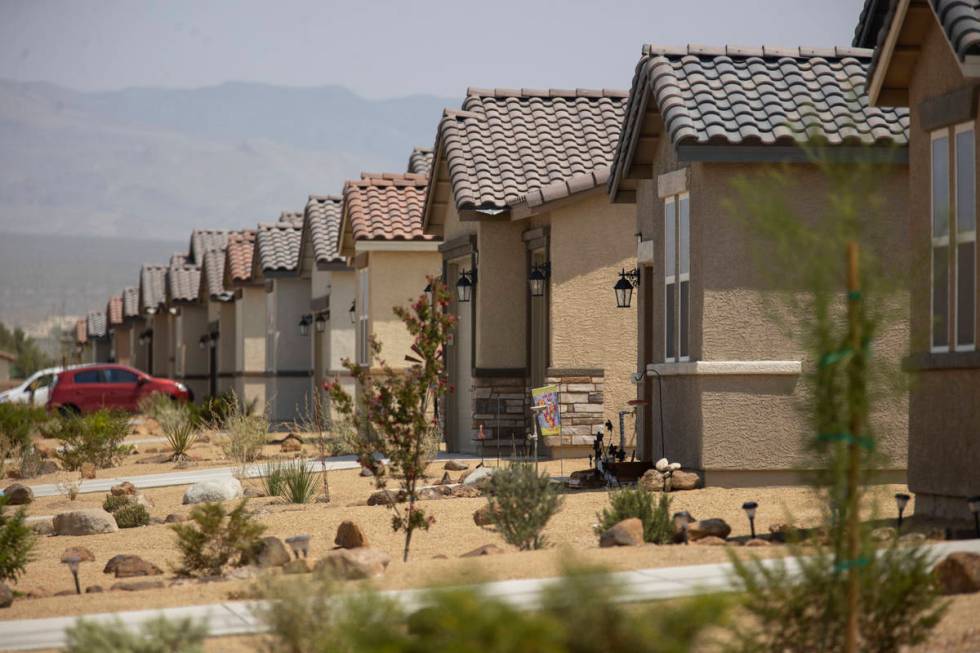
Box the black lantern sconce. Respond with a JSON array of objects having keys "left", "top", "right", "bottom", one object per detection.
[
  {"left": 528, "top": 262, "right": 550, "bottom": 298},
  {"left": 298, "top": 314, "right": 312, "bottom": 337},
  {"left": 145, "top": 306, "right": 157, "bottom": 316},
  {"left": 614, "top": 268, "right": 640, "bottom": 309},
  {"left": 198, "top": 335, "right": 208, "bottom": 351},
  {"left": 314, "top": 312, "right": 327, "bottom": 333},
  {"left": 349, "top": 300, "right": 356, "bottom": 325},
  {"left": 456, "top": 269, "right": 476, "bottom": 303}
]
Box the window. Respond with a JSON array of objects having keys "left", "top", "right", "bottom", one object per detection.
[
  {"left": 664, "top": 192, "right": 690, "bottom": 361},
  {"left": 74, "top": 369, "right": 103, "bottom": 384},
  {"left": 955, "top": 123, "right": 975, "bottom": 350},
  {"left": 932, "top": 131, "right": 950, "bottom": 351},
  {"left": 357, "top": 268, "right": 370, "bottom": 365},
  {"left": 105, "top": 368, "right": 138, "bottom": 384}
]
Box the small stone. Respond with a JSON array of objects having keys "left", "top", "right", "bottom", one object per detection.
[
  {"left": 182, "top": 477, "right": 243, "bottom": 504},
  {"left": 871, "top": 527, "right": 897, "bottom": 542},
  {"left": 444, "top": 460, "right": 469, "bottom": 471},
  {"left": 745, "top": 538, "right": 771, "bottom": 547},
  {"left": 473, "top": 504, "right": 499, "bottom": 527},
  {"left": 283, "top": 559, "right": 311, "bottom": 574},
  {"left": 688, "top": 518, "right": 731, "bottom": 541},
  {"left": 599, "top": 518, "right": 644, "bottom": 547},
  {"left": 280, "top": 438, "right": 303, "bottom": 453},
  {"left": 85, "top": 585, "right": 103, "bottom": 593},
  {"left": 110, "top": 481, "right": 137, "bottom": 496},
  {"left": 359, "top": 467, "right": 374, "bottom": 477},
  {"left": 164, "top": 513, "right": 186, "bottom": 523},
  {"left": 315, "top": 548, "right": 391, "bottom": 580},
  {"left": 899, "top": 532, "right": 927, "bottom": 545},
  {"left": 654, "top": 458, "right": 669, "bottom": 473},
  {"left": 668, "top": 462, "right": 682, "bottom": 471},
  {"left": 638, "top": 469, "right": 665, "bottom": 492},
  {"left": 335, "top": 520, "right": 368, "bottom": 549},
  {"left": 53, "top": 510, "right": 118, "bottom": 536},
  {"left": 80, "top": 463, "right": 96, "bottom": 479},
  {"left": 61, "top": 546, "right": 95, "bottom": 563},
  {"left": 568, "top": 469, "right": 605, "bottom": 489},
  {"left": 110, "top": 580, "right": 165, "bottom": 592},
  {"left": 3, "top": 483, "right": 33, "bottom": 505},
  {"left": 668, "top": 470, "right": 701, "bottom": 491},
  {"left": 251, "top": 537, "right": 291, "bottom": 568},
  {"left": 933, "top": 552, "right": 980, "bottom": 595},
  {"left": 437, "top": 472, "right": 452, "bottom": 485},
  {"left": 103, "top": 554, "right": 163, "bottom": 578},
  {"left": 451, "top": 485, "right": 482, "bottom": 498},
  {"left": 432, "top": 554, "right": 448, "bottom": 560},
  {"left": 0, "top": 583, "right": 12, "bottom": 608},
  {"left": 695, "top": 536, "right": 727, "bottom": 546},
  {"left": 368, "top": 489, "right": 406, "bottom": 506},
  {"left": 461, "top": 544, "right": 504, "bottom": 558}
]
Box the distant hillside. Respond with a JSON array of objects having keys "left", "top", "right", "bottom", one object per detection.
[
  {"left": 0, "top": 231, "right": 183, "bottom": 328},
  {"left": 0, "top": 79, "right": 456, "bottom": 240}
]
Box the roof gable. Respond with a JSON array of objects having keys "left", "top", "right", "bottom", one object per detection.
[
  {"left": 339, "top": 173, "right": 434, "bottom": 256},
  {"left": 408, "top": 147, "right": 434, "bottom": 175},
  {"left": 139, "top": 265, "right": 168, "bottom": 313},
  {"left": 106, "top": 295, "right": 123, "bottom": 326},
  {"left": 122, "top": 287, "right": 140, "bottom": 319},
  {"left": 298, "top": 195, "right": 346, "bottom": 272},
  {"left": 189, "top": 229, "right": 229, "bottom": 264},
  {"left": 224, "top": 230, "right": 257, "bottom": 288},
  {"left": 253, "top": 222, "right": 303, "bottom": 277}
]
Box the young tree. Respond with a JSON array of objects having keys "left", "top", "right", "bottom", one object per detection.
[{"left": 326, "top": 277, "right": 455, "bottom": 562}]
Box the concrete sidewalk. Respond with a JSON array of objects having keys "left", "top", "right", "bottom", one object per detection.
[{"left": 1, "top": 539, "right": 977, "bottom": 651}]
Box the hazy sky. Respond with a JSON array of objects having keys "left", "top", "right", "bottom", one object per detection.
[{"left": 0, "top": 0, "right": 864, "bottom": 98}]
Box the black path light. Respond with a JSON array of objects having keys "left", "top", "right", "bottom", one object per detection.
[
  {"left": 456, "top": 269, "right": 476, "bottom": 303},
  {"left": 742, "top": 501, "right": 759, "bottom": 539},
  {"left": 614, "top": 268, "right": 640, "bottom": 308},
  {"left": 528, "top": 262, "right": 550, "bottom": 297},
  {"left": 298, "top": 314, "right": 312, "bottom": 337},
  {"left": 969, "top": 495, "right": 980, "bottom": 538},
  {"left": 894, "top": 493, "right": 910, "bottom": 532},
  {"left": 62, "top": 554, "right": 82, "bottom": 595}
]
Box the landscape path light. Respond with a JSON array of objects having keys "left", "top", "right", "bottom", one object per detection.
[
  {"left": 894, "top": 493, "right": 910, "bottom": 532},
  {"left": 62, "top": 555, "right": 82, "bottom": 595},
  {"left": 969, "top": 495, "right": 980, "bottom": 538},
  {"left": 742, "top": 501, "right": 758, "bottom": 539},
  {"left": 285, "top": 534, "right": 311, "bottom": 559},
  {"left": 613, "top": 268, "right": 640, "bottom": 309}
]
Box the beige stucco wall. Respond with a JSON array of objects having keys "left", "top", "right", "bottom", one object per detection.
[
  {"left": 473, "top": 220, "right": 527, "bottom": 369},
  {"left": 266, "top": 277, "right": 312, "bottom": 423},
  {"left": 174, "top": 304, "right": 209, "bottom": 400},
  {"left": 150, "top": 314, "right": 171, "bottom": 377},
  {"left": 217, "top": 301, "right": 236, "bottom": 395},
  {"left": 113, "top": 325, "right": 133, "bottom": 367},
  {"left": 234, "top": 286, "right": 266, "bottom": 412},
  {"left": 326, "top": 270, "right": 357, "bottom": 409}
]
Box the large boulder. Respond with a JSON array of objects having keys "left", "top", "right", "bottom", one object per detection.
[
  {"left": 462, "top": 467, "right": 494, "bottom": 487},
  {"left": 688, "top": 518, "right": 731, "bottom": 542},
  {"left": 638, "top": 470, "right": 665, "bottom": 492},
  {"left": 599, "top": 518, "right": 644, "bottom": 547},
  {"left": 53, "top": 510, "right": 118, "bottom": 536},
  {"left": 933, "top": 552, "right": 980, "bottom": 595},
  {"left": 182, "top": 478, "right": 243, "bottom": 505},
  {"left": 335, "top": 521, "right": 368, "bottom": 549},
  {"left": 667, "top": 470, "right": 701, "bottom": 491},
  {"left": 103, "top": 554, "right": 163, "bottom": 578},
  {"left": 444, "top": 460, "right": 469, "bottom": 472},
  {"left": 250, "top": 537, "right": 291, "bottom": 568},
  {"left": 3, "top": 483, "right": 33, "bottom": 505},
  {"left": 315, "top": 548, "right": 391, "bottom": 580}
]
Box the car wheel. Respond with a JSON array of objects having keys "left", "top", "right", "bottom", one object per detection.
[{"left": 58, "top": 404, "right": 80, "bottom": 417}]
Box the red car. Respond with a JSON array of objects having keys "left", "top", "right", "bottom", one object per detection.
[{"left": 47, "top": 364, "right": 191, "bottom": 415}]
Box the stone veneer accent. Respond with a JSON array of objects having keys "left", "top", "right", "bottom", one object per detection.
[
  {"left": 546, "top": 369, "right": 605, "bottom": 444},
  {"left": 471, "top": 375, "right": 529, "bottom": 441}
]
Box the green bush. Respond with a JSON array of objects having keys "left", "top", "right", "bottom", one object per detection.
[
  {"left": 65, "top": 615, "right": 207, "bottom": 653},
  {"left": 221, "top": 401, "right": 267, "bottom": 465},
  {"left": 158, "top": 404, "right": 197, "bottom": 461},
  {"left": 53, "top": 410, "right": 131, "bottom": 470},
  {"left": 595, "top": 487, "right": 674, "bottom": 544},
  {"left": 262, "top": 459, "right": 287, "bottom": 498},
  {"left": 114, "top": 503, "right": 150, "bottom": 529},
  {"left": 488, "top": 463, "right": 563, "bottom": 551},
  {"left": 102, "top": 494, "right": 132, "bottom": 513},
  {"left": 188, "top": 390, "right": 249, "bottom": 429},
  {"left": 170, "top": 500, "right": 265, "bottom": 577},
  {"left": 278, "top": 459, "right": 317, "bottom": 504},
  {"left": 0, "top": 494, "right": 36, "bottom": 583},
  {"left": 136, "top": 392, "right": 174, "bottom": 423},
  {"left": 0, "top": 403, "right": 45, "bottom": 477}
]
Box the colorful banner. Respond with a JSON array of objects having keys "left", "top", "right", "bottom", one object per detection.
[{"left": 530, "top": 384, "right": 561, "bottom": 437}]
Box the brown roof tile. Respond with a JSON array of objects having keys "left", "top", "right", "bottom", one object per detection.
[
  {"left": 225, "top": 230, "right": 257, "bottom": 284},
  {"left": 75, "top": 319, "right": 87, "bottom": 344},
  {"left": 106, "top": 295, "right": 123, "bottom": 326},
  {"left": 342, "top": 173, "right": 434, "bottom": 242}
]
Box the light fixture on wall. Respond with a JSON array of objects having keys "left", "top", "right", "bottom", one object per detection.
[
  {"left": 145, "top": 306, "right": 157, "bottom": 316},
  {"left": 198, "top": 335, "right": 208, "bottom": 351},
  {"left": 349, "top": 300, "right": 356, "bottom": 324},
  {"left": 298, "top": 314, "right": 312, "bottom": 337},
  {"left": 209, "top": 332, "right": 219, "bottom": 348},
  {"left": 528, "top": 262, "right": 550, "bottom": 298},
  {"left": 613, "top": 268, "right": 641, "bottom": 309},
  {"left": 168, "top": 306, "right": 178, "bottom": 315},
  {"left": 314, "top": 313, "right": 327, "bottom": 333},
  {"left": 456, "top": 269, "right": 476, "bottom": 303}
]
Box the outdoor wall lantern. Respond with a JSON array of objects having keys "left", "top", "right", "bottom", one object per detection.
[
  {"left": 969, "top": 495, "right": 980, "bottom": 537},
  {"left": 894, "top": 493, "right": 910, "bottom": 531},
  {"left": 298, "top": 314, "right": 312, "bottom": 337},
  {"left": 456, "top": 269, "right": 476, "bottom": 303},
  {"left": 349, "top": 300, "right": 356, "bottom": 325},
  {"left": 168, "top": 306, "right": 178, "bottom": 316},
  {"left": 145, "top": 306, "right": 157, "bottom": 316},
  {"left": 314, "top": 313, "right": 327, "bottom": 333},
  {"left": 198, "top": 335, "right": 208, "bottom": 351},
  {"left": 528, "top": 262, "right": 550, "bottom": 298},
  {"left": 742, "top": 501, "right": 759, "bottom": 539},
  {"left": 614, "top": 268, "right": 640, "bottom": 309}
]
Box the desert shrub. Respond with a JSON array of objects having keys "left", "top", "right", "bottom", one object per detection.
[
  {"left": 188, "top": 390, "right": 246, "bottom": 429},
  {"left": 595, "top": 487, "right": 673, "bottom": 544},
  {"left": 278, "top": 459, "right": 317, "bottom": 504},
  {"left": 159, "top": 404, "right": 197, "bottom": 461},
  {"left": 53, "top": 410, "right": 131, "bottom": 470},
  {"left": 114, "top": 503, "right": 150, "bottom": 529},
  {"left": 57, "top": 474, "right": 81, "bottom": 501},
  {"left": 102, "top": 494, "right": 132, "bottom": 513},
  {"left": 0, "top": 494, "right": 36, "bottom": 583},
  {"left": 64, "top": 615, "right": 207, "bottom": 653},
  {"left": 262, "top": 459, "right": 287, "bottom": 498},
  {"left": 0, "top": 403, "right": 44, "bottom": 477},
  {"left": 170, "top": 500, "right": 265, "bottom": 576},
  {"left": 221, "top": 400, "right": 267, "bottom": 465},
  {"left": 488, "top": 463, "right": 563, "bottom": 551},
  {"left": 16, "top": 444, "right": 44, "bottom": 479}
]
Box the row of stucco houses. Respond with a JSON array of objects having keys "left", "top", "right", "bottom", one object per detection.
[{"left": 71, "top": 0, "right": 979, "bottom": 519}]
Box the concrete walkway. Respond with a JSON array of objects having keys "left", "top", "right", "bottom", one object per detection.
[
  {"left": 9, "top": 453, "right": 482, "bottom": 498},
  {"left": 1, "top": 539, "right": 977, "bottom": 651}
]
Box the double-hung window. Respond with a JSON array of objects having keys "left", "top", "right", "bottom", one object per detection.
[
  {"left": 955, "top": 124, "right": 975, "bottom": 350},
  {"left": 664, "top": 192, "right": 690, "bottom": 361}
]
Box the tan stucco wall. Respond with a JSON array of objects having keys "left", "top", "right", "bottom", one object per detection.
[
  {"left": 150, "top": 314, "right": 172, "bottom": 377},
  {"left": 113, "top": 325, "right": 133, "bottom": 366},
  {"left": 474, "top": 220, "right": 527, "bottom": 369},
  {"left": 217, "top": 301, "right": 236, "bottom": 395},
  {"left": 266, "top": 277, "right": 312, "bottom": 423},
  {"left": 549, "top": 192, "right": 638, "bottom": 425},
  {"left": 327, "top": 270, "right": 357, "bottom": 402},
  {"left": 234, "top": 286, "right": 266, "bottom": 412}
]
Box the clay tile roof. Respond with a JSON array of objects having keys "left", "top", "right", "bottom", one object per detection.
[
  {"left": 139, "top": 265, "right": 168, "bottom": 312},
  {"left": 407, "top": 147, "right": 434, "bottom": 175},
  {"left": 255, "top": 222, "right": 302, "bottom": 273},
  {"left": 122, "top": 287, "right": 140, "bottom": 319},
  {"left": 167, "top": 264, "right": 201, "bottom": 302},
  {"left": 610, "top": 45, "right": 910, "bottom": 192},
  {"left": 86, "top": 311, "right": 107, "bottom": 339},
  {"left": 75, "top": 319, "right": 87, "bottom": 344},
  {"left": 189, "top": 229, "right": 229, "bottom": 264},
  {"left": 169, "top": 252, "right": 189, "bottom": 267},
  {"left": 277, "top": 211, "right": 304, "bottom": 227},
  {"left": 106, "top": 295, "right": 123, "bottom": 326},
  {"left": 226, "top": 230, "right": 257, "bottom": 284},
  {"left": 343, "top": 173, "right": 434, "bottom": 241},
  {"left": 434, "top": 88, "right": 628, "bottom": 212},
  {"left": 304, "top": 195, "right": 345, "bottom": 265},
  {"left": 202, "top": 249, "right": 227, "bottom": 298}
]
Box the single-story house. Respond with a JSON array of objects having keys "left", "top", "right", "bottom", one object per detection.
[
  {"left": 85, "top": 311, "right": 111, "bottom": 363},
  {"left": 199, "top": 230, "right": 251, "bottom": 398},
  {"left": 120, "top": 286, "right": 146, "bottom": 372},
  {"left": 138, "top": 264, "right": 170, "bottom": 377}
]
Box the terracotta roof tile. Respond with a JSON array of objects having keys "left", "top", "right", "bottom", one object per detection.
[
  {"left": 106, "top": 295, "right": 123, "bottom": 326},
  {"left": 433, "top": 88, "right": 628, "bottom": 212},
  {"left": 408, "top": 147, "right": 434, "bottom": 175},
  {"left": 225, "top": 230, "right": 257, "bottom": 284},
  {"left": 75, "top": 319, "right": 87, "bottom": 344},
  {"left": 122, "top": 287, "right": 140, "bottom": 319},
  {"left": 255, "top": 222, "right": 302, "bottom": 273},
  {"left": 343, "top": 173, "right": 434, "bottom": 241},
  {"left": 167, "top": 264, "right": 201, "bottom": 302},
  {"left": 304, "top": 195, "right": 345, "bottom": 265},
  {"left": 139, "top": 265, "right": 168, "bottom": 313}
]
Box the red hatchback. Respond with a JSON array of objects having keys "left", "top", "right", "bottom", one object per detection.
[{"left": 48, "top": 364, "right": 191, "bottom": 414}]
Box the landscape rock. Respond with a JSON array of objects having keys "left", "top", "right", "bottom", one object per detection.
[
  {"left": 444, "top": 460, "right": 469, "bottom": 472},
  {"left": 335, "top": 520, "right": 368, "bottom": 549},
  {"left": 103, "top": 554, "right": 163, "bottom": 578},
  {"left": 668, "top": 470, "right": 701, "bottom": 491},
  {"left": 80, "top": 463, "right": 96, "bottom": 479},
  {"left": 182, "top": 477, "right": 243, "bottom": 504},
  {"left": 111, "top": 580, "right": 165, "bottom": 592},
  {"left": 280, "top": 438, "right": 303, "bottom": 453},
  {"left": 359, "top": 467, "right": 374, "bottom": 477},
  {"left": 688, "top": 518, "right": 731, "bottom": 542},
  {"left": 695, "top": 536, "right": 728, "bottom": 546},
  {"left": 437, "top": 471, "right": 452, "bottom": 485},
  {"left": 367, "top": 489, "right": 406, "bottom": 506},
  {"left": 0, "top": 583, "right": 12, "bottom": 608},
  {"left": 461, "top": 544, "right": 504, "bottom": 557},
  {"left": 61, "top": 546, "right": 95, "bottom": 563},
  {"left": 933, "top": 552, "right": 980, "bottom": 595},
  {"left": 251, "top": 537, "right": 291, "bottom": 568},
  {"left": 30, "top": 517, "right": 54, "bottom": 535},
  {"left": 243, "top": 486, "right": 265, "bottom": 498},
  {"left": 110, "top": 481, "right": 137, "bottom": 496},
  {"left": 462, "top": 466, "right": 493, "bottom": 486},
  {"left": 53, "top": 510, "right": 118, "bottom": 536},
  {"left": 54, "top": 589, "right": 76, "bottom": 597},
  {"left": 638, "top": 469, "right": 665, "bottom": 492},
  {"left": 899, "top": 532, "right": 927, "bottom": 545},
  {"left": 283, "top": 559, "right": 311, "bottom": 574},
  {"left": 3, "top": 483, "right": 33, "bottom": 505},
  {"left": 668, "top": 462, "right": 682, "bottom": 471},
  {"left": 418, "top": 486, "right": 451, "bottom": 500},
  {"left": 871, "top": 527, "right": 897, "bottom": 542},
  {"left": 473, "top": 504, "right": 499, "bottom": 528},
  {"left": 745, "top": 538, "right": 771, "bottom": 547},
  {"left": 451, "top": 485, "right": 482, "bottom": 498},
  {"left": 655, "top": 458, "right": 669, "bottom": 473},
  {"left": 85, "top": 585, "right": 103, "bottom": 593},
  {"left": 164, "top": 513, "right": 186, "bottom": 524},
  {"left": 133, "top": 494, "right": 154, "bottom": 509},
  {"left": 315, "top": 548, "right": 391, "bottom": 580},
  {"left": 599, "top": 518, "right": 644, "bottom": 547},
  {"left": 569, "top": 469, "right": 605, "bottom": 489}
]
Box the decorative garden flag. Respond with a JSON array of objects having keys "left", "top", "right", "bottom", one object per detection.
[{"left": 530, "top": 384, "right": 561, "bottom": 437}]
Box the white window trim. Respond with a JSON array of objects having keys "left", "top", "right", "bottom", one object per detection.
[
  {"left": 664, "top": 196, "right": 676, "bottom": 362},
  {"left": 357, "top": 268, "right": 370, "bottom": 365},
  {"left": 678, "top": 192, "right": 690, "bottom": 362},
  {"left": 954, "top": 122, "right": 976, "bottom": 352},
  {"left": 663, "top": 193, "right": 691, "bottom": 363},
  {"left": 931, "top": 129, "right": 950, "bottom": 353}
]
